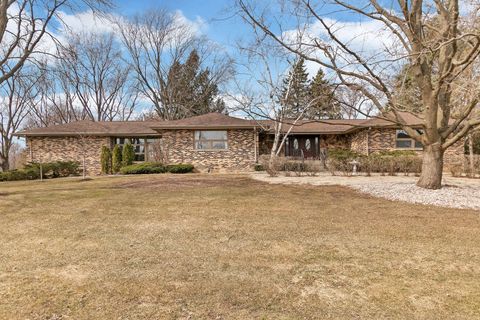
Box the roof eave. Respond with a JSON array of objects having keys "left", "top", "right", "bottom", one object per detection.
[
  {"left": 14, "top": 132, "right": 162, "bottom": 137},
  {"left": 151, "top": 125, "right": 257, "bottom": 130}
]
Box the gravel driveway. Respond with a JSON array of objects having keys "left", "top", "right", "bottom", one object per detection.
[{"left": 251, "top": 172, "right": 480, "bottom": 210}]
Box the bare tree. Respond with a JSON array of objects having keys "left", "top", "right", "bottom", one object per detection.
[
  {"left": 53, "top": 32, "right": 139, "bottom": 122},
  {"left": 238, "top": 0, "right": 480, "bottom": 189},
  {"left": 117, "top": 9, "right": 233, "bottom": 120},
  {"left": 0, "top": 66, "right": 39, "bottom": 171},
  {"left": 230, "top": 38, "right": 318, "bottom": 172},
  {"left": 0, "top": 0, "right": 110, "bottom": 86},
  {"left": 336, "top": 87, "right": 376, "bottom": 120},
  {"left": 23, "top": 61, "right": 82, "bottom": 128}
]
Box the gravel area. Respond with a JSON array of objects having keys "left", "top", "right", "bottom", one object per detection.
[
  {"left": 251, "top": 172, "right": 480, "bottom": 210},
  {"left": 350, "top": 182, "right": 480, "bottom": 210}
]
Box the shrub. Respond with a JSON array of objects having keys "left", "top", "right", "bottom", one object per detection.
[
  {"left": 0, "top": 161, "right": 80, "bottom": 182},
  {"left": 259, "top": 155, "right": 286, "bottom": 177},
  {"left": 328, "top": 148, "right": 362, "bottom": 161},
  {"left": 283, "top": 161, "right": 308, "bottom": 172},
  {"left": 376, "top": 150, "right": 416, "bottom": 157},
  {"left": 0, "top": 169, "right": 37, "bottom": 182},
  {"left": 120, "top": 163, "right": 194, "bottom": 174},
  {"left": 166, "top": 164, "right": 194, "bottom": 174},
  {"left": 450, "top": 163, "right": 464, "bottom": 177},
  {"left": 120, "top": 162, "right": 166, "bottom": 175},
  {"left": 112, "top": 144, "right": 122, "bottom": 173},
  {"left": 101, "top": 146, "right": 112, "bottom": 174},
  {"left": 122, "top": 143, "right": 135, "bottom": 166},
  {"left": 24, "top": 161, "right": 80, "bottom": 178},
  {"left": 325, "top": 149, "right": 422, "bottom": 177},
  {"left": 326, "top": 149, "right": 362, "bottom": 176},
  {"left": 254, "top": 164, "right": 265, "bottom": 171}
]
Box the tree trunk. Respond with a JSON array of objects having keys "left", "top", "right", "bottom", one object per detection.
[
  {"left": 0, "top": 155, "right": 9, "bottom": 172},
  {"left": 469, "top": 133, "right": 475, "bottom": 178},
  {"left": 417, "top": 143, "right": 444, "bottom": 189}
]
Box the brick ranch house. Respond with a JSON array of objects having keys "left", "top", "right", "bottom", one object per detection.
[{"left": 14, "top": 112, "right": 465, "bottom": 175}]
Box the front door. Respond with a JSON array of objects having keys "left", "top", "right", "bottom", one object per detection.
[{"left": 286, "top": 136, "right": 319, "bottom": 158}]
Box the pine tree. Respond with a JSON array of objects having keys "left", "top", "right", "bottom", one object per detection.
[
  {"left": 280, "top": 57, "right": 310, "bottom": 118},
  {"left": 308, "top": 69, "right": 342, "bottom": 119},
  {"left": 164, "top": 50, "right": 226, "bottom": 119}
]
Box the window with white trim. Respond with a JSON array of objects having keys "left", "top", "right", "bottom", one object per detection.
[
  {"left": 194, "top": 131, "right": 228, "bottom": 150},
  {"left": 395, "top": 130, "right": 423, "bottom": 149}
]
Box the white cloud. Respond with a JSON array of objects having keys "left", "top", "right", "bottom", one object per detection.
[
  {"left": 171, "top": 10, "right": 208, "bottom": 35},
  {"left": 283, "top": 17, "right": 404, "bottom": 78},
  {"left": 56, "top": 10, "right": 119, "bottom": 35},
  {"left": 55, "top": 9, "right": 207, "bottom": 38}
]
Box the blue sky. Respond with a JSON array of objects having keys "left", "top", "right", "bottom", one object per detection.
[{"left": 115, "top": 0, "right": 246, "bottom": 52}]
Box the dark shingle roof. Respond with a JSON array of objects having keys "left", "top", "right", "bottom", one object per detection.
[
  {"left": 15, "top": 120, "right": 162, "bottom": 137},
  {"left": 14, "top": 111, "right": 424, "bottom": 137},
  {"left": 150, "top": 112, "right": 257, "bottom": 129}
]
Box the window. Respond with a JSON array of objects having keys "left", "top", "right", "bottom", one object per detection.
[
  {"left": 305, "top": 139, "right": 311, "bottom": 150},
  {"left": 114, "top": 137, "right": 160, "bottom": 161},
  {"left": 395, "top": 130, "right": 423, "bottom": 149},
  {"left": 194, "top": 131, "right": 228, "bottom": 150},
  {"left": 293, "top": 138, "right": 299, "bottom": 150}
]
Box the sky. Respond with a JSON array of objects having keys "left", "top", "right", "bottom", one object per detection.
[
  {"left": 115, "top": 0, "right": 247, "bottom": 53},
  {"left": 42, "top": 0, "right": 399, "bottom": 121}
]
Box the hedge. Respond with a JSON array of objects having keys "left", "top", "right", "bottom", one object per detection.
[
  {"left": 327, "top": 148, "right": 422, "bottom": 176},
  {"left": 0, "top": 161, "right": 80, "bottom": 182},
  {"left": 165, "top": 164, "right": 194, "bottom": 174},
  {"left": 120, "top": 163, "right": 194, "bottom": 175}
]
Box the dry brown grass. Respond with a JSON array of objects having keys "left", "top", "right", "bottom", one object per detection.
[{"left": 0, "top": 174, "right": 479, "bottom": 319}]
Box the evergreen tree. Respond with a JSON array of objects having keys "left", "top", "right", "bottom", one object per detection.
[
  {"left": 100, "top": 146, "right": 112, "bottom": 174},
  {"left": 308, "top": 69, "right": 342, "bottom": 119},
  {"left": 112, "top": 144, "right": 122, "bottom": 173},
  {"left": 280, "top": 57, "right": 310, "bottom": 118},
  {"left": 122, "top": 143, "right": 135, "bottom": 167},
  {"left": 164, "top": 50, "right": 226, "bottom": 119}
]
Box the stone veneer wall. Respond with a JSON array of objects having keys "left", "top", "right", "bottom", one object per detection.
[
  {"left": 348, "top": 128, "right": 466, "bottom": 168},
  {"left": 27, "top": 136, "right": 110, "bottom": 175},
  {"left": 321, "top": 135, "right": 350, "bottom": 149},
  {"left": 160, "top": 129, "right": 256, "bottom": 171},
  {"left": 350, "top": 129, "right": 368, "bottom": 154}
]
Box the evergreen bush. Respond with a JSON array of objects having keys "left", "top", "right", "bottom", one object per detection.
[
  {"left": 100, "top": 146, "right": 112, "bottom": 174},
  {"left": 122, "top": 143, "right": 135, "bottom": 166},
  {"left": 112, "top": 144, "right": 122, "bottom": 173}
]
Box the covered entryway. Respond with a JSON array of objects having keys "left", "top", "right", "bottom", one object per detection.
[{"left": 285, "top": 135, "right": 321, "bottom": 159}]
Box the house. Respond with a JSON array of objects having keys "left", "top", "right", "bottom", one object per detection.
[{"left": 14, "top": 112, "right": 465, "bottom": 174}]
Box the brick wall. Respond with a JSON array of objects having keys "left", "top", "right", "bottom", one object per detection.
[
  {"left": 160, "top": 129, "right": 256, "bottom": 171},
  {"left": 27, "top": 136, "right": 110, "bottom": 175},
  {"left": 348, "top": 128, "right": 466, "bottom": 168},
  {"left": 350, "top": 130, "right": 368, "bottom": 154},
  {"left": 321, "top": 135, "right": 350, "bottom": 149}
]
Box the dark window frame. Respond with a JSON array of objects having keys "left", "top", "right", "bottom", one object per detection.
[{"left": 395, "top": 129, "right": 423, "bottom": 150}]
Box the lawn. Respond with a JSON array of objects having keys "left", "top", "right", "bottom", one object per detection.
[{"left": 0, "top": 174, "right": 479, "bottom": 319}]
